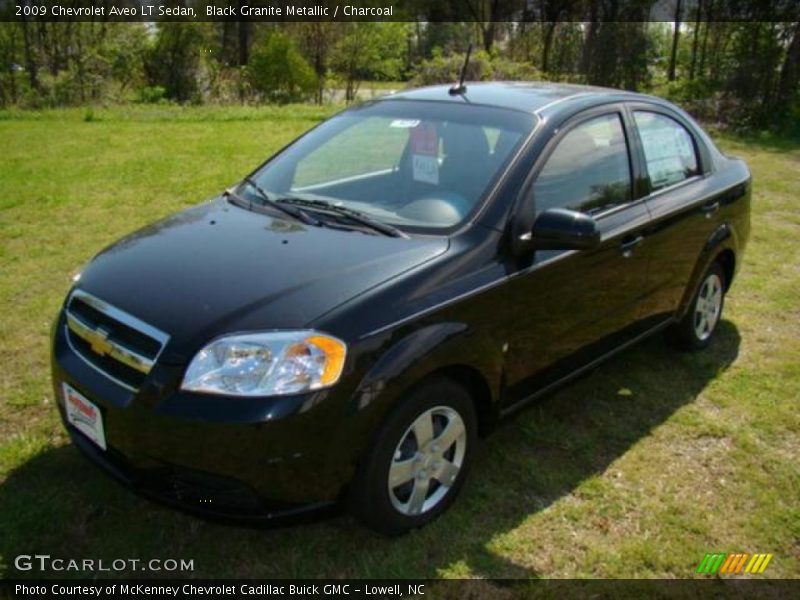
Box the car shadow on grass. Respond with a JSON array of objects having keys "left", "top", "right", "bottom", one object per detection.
[{"left": 0, "top": 321, "right": 740, "bottom": 580}]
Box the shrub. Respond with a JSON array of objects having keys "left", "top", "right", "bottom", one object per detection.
[
  {"left": 136, "top": 85, "right": 167, "bottom": 104},
  {"left": 248, "top": 33, "right": 317, "bottom": 104},
  {"left": 411, "top": 50, "right": 541, "bottom": 87}
]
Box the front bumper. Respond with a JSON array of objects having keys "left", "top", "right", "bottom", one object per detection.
[
  {"left": 51, "top": 313, "right": 357, "bottom": 521},
  {"left": 63, "top": 423, "right": 332, "bottom": 522}
]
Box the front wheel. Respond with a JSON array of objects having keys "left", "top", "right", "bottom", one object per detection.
[
  {"left": 669, "top": 261, "right": 727, "bottom": 350},
  {"left": 348, "top": 378, "right": 477, "bottom": 535}
]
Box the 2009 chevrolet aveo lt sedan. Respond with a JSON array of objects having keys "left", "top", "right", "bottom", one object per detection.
[{"left": 52, "top": 82, "right": 750, "bottom": 534}]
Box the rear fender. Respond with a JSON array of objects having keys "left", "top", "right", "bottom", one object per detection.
[{"left": 676, "top": 223, "right": 737, "bottom": 320}]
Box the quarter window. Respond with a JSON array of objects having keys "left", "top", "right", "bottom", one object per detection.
[
  {"left": 633, "top": 111, "right": 700, "bottom": 192},
  {"left": 533, "top": 113, "right": 632, "bottom": 216}
]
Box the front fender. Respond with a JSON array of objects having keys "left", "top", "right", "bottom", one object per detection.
[
  {"left": 354, "top": 322, "right": 503, "bottom": 414},
  {"left": 331, "top": 322, "right": 504, "bottom": 466}
]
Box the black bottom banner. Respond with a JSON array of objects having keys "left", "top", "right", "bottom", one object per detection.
[{"left": 2, "top": 579, "right": 800, "bottom": 600}]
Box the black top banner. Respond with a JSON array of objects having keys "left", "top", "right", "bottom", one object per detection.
[{"left": 2, "top": 0, "right": 799, "bottom": 23}]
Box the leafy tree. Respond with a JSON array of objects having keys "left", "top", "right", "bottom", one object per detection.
[
  {"left": 777, "top": 21, "right": 800, "bottom": 123},
  {"left": 109, "top": 24, "right": 149, "bottom": 95},
  {"left": 330, "top": 23, "right": 410, "bottom": 103},
  {"left": 0, "top": 23, "right": 21, "bottom": 106},
  {"left": 248, "top": 32, "right": 317, "bottom": 103},
  {"left": 144, "top": 24, "right": 205, "bottom": 103},
  {"left": 286, "top": 22, "right": 341, "bottom": 104},
  {"left": 461, "top": 0, "right": 522, "bottom": 52},
  {"left": 668, "top": 0, "right": 684, "bottom": 81},
  {"left": 581, "top": 1, "right": 653, "bottom": 91},
  {"left": 419, "top": 23, "right": 472, "bottom": 58}
]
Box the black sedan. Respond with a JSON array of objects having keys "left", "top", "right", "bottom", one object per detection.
[{"left": 52, "top": 82, "right": 751, "bottom": 534}]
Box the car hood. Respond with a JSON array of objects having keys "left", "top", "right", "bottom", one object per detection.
[{"left": 76, "top": 199, "right": 448, "bottom": 359}]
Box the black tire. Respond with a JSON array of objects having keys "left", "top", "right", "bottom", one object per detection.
[
  {"left": 348, "top": 378, "right": 477, "bottom": 535},
  {"left": 668, "top": 261, "right": 727, "bottom": 351}
]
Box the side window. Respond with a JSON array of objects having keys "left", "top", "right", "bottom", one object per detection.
[
  {"left": 533, "top": 113, "right": 632, "bottom": 216},
  {"left": 633, "top": 111, "right": 700, "bottom": 192}
]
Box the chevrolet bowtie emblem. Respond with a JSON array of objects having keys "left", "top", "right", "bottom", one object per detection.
[{"left": 86, "top": 326, "right": 113, "bottom": 357}]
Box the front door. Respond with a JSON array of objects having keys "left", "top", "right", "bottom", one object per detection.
[{"left": 503, "top": 108, "right": 652, "bottom": 407}]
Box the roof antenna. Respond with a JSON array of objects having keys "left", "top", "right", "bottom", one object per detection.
[{"left": 449, "top": 44, "right": 472, "bottom": 96}]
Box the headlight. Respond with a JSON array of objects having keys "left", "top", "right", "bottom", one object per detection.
[{"left": 181, "top": 331, "right": 346, "bottom": 397}]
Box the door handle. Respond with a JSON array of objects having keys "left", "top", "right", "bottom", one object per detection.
[
  {"left": 701, "top": 201, "right": 720, "bottom": 218},
  {"left": 620, "top": 235, "right": 644, "bottom": 258}
]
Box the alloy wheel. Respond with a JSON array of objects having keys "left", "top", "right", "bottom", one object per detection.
[
  {"left": 387, "top": 406, "right": 466, "bottom": 516},
  {"left": 694, "top": 272, "right": 723, "bottom": 341}
]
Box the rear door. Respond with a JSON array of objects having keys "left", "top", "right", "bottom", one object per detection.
[
  {"left": 626, "top": 105, "right": 727, "bottom": 326},
  {"left": 503, "top": 106, "right": 652, "bottom": 407}
]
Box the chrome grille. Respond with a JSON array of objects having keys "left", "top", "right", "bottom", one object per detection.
[{"left": 64, "top": 290, "right": 169, "bottom": 391}]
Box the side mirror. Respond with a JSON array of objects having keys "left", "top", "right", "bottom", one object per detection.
[{"left": 525, "top": 208, "right": 601, "bottom": 251}]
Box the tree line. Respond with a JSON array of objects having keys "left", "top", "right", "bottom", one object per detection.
[{"left": 0, "top": 1, "right": 798, "bottom": 132}]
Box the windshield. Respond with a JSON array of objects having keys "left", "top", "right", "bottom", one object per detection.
[{"left": 242, "top": 100, "right": 536, "bottom": 233}]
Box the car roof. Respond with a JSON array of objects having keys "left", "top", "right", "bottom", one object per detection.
[{"left": 382, "top": 81, "right": 659, "bottom": 117}]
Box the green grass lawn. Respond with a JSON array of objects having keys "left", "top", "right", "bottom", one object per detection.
[{"left": 0, "top": 106, "right": 798, "bottom": 584}]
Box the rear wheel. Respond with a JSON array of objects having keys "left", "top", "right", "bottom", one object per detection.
[
  {"left": 669, "top": 261, "right": 726, "bottom": 350},
  {"left": 349, "top": 378, "right": 476, "bottom": 535}
]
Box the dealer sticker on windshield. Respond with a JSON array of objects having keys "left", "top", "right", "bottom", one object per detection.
[
  {"left": 410, "top": 122, "right": 440, "bottom": 184},
  {"left": 63, "top": 383, "right": 106, "bottom": 451}
]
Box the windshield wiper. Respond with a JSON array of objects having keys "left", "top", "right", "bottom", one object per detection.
[
  {"left": 277, "top": 196, "right": 407, "bottom": 238},
  {"left": 239, "top": 177, "right": 319, "bottom": 226}
]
